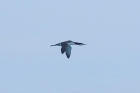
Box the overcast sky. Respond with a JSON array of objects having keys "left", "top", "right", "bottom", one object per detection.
[{"left": 0, "top": 0, "right": 140, "bottom": 93}]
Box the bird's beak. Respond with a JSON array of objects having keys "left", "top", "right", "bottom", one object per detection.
[{"left": 50, "top": 45, "right": 56, "bottom": 47}]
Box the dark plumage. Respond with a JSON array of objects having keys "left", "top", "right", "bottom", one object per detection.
[{"left": 50, "top": 40, "right": 86, "bottom": 59}]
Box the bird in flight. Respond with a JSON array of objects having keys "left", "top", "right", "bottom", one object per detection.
[{"left": 50, "top": 40, "right": 86, "bottom": 59}]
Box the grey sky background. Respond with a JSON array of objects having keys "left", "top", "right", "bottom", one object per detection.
[{"left": 0, "top": 0, "right": 140, "bottom": 93}]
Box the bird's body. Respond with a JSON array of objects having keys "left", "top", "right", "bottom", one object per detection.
[{"left": 50, "top": 40, "right": 86, "bottom": 58}]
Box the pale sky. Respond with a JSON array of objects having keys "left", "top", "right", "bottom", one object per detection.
[{"left": 0, "top": 0, "right": 140, "bottom": 93}]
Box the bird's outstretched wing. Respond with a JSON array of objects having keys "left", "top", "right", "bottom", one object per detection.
[{"left": 65, "top": 44, "right": 72, "bottom": 58}]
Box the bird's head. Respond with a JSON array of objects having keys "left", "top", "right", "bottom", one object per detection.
[{"left": 74, "top": 42, "right": 86, "bottom": 46}]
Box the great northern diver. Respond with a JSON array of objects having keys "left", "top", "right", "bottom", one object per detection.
[{"left": 50, "top": 40, "right": 86, "bottom": 58}]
